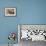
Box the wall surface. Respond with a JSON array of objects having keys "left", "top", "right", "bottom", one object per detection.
[
  {"left": 20, "top": 0, "right": 46, "bottom": 24},
  {"left": 0, "top": 0, "right": 46, "bottom": 45},
  {"left": 0, "top": 0, "right": 21, "bottom": 44}
]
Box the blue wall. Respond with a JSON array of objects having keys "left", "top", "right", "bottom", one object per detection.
[
  {"left": 0, "top": 0, "right": 46, "bottom": 44},
  {"left": 20, "top": 0, "right": 46, "bottom": 24}
]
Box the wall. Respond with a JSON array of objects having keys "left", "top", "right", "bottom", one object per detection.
[
  {"left": 0, "top": 0, "right": 46, "bottom": 44},
  {"left": 0, "top": 0, "right": 21, "bottom": 44},
  {"left": 20, "top": 0, "right": 46, "bottom": 24}
]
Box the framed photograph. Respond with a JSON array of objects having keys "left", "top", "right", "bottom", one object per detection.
[
  {"left": 5, "top": 8, "right": 16, "bottom": 16},
  {"left": 18, "top": 24, "right": 46, "bottom": 42}
]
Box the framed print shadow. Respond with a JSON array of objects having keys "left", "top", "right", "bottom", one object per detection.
[{"left": 5, "top": 8, "right": 16, "bottom": 16}]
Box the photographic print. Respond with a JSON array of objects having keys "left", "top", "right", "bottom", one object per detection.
[
  {"left": 18, "top": 24, "right": 46, "bottom": 46},
  {"left": 18, "top": 24, "right": 46, "bottom": 41},
  {"left": 5, "top": 8, "right": 16, "bottom": 16}
]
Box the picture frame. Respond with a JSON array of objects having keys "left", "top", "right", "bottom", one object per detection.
[
  {"left": 5, "top": 8, "right": 16, "bottom": 16},
  {"left": 18, "top": 24, "right": 46, "bottom": 42}
]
